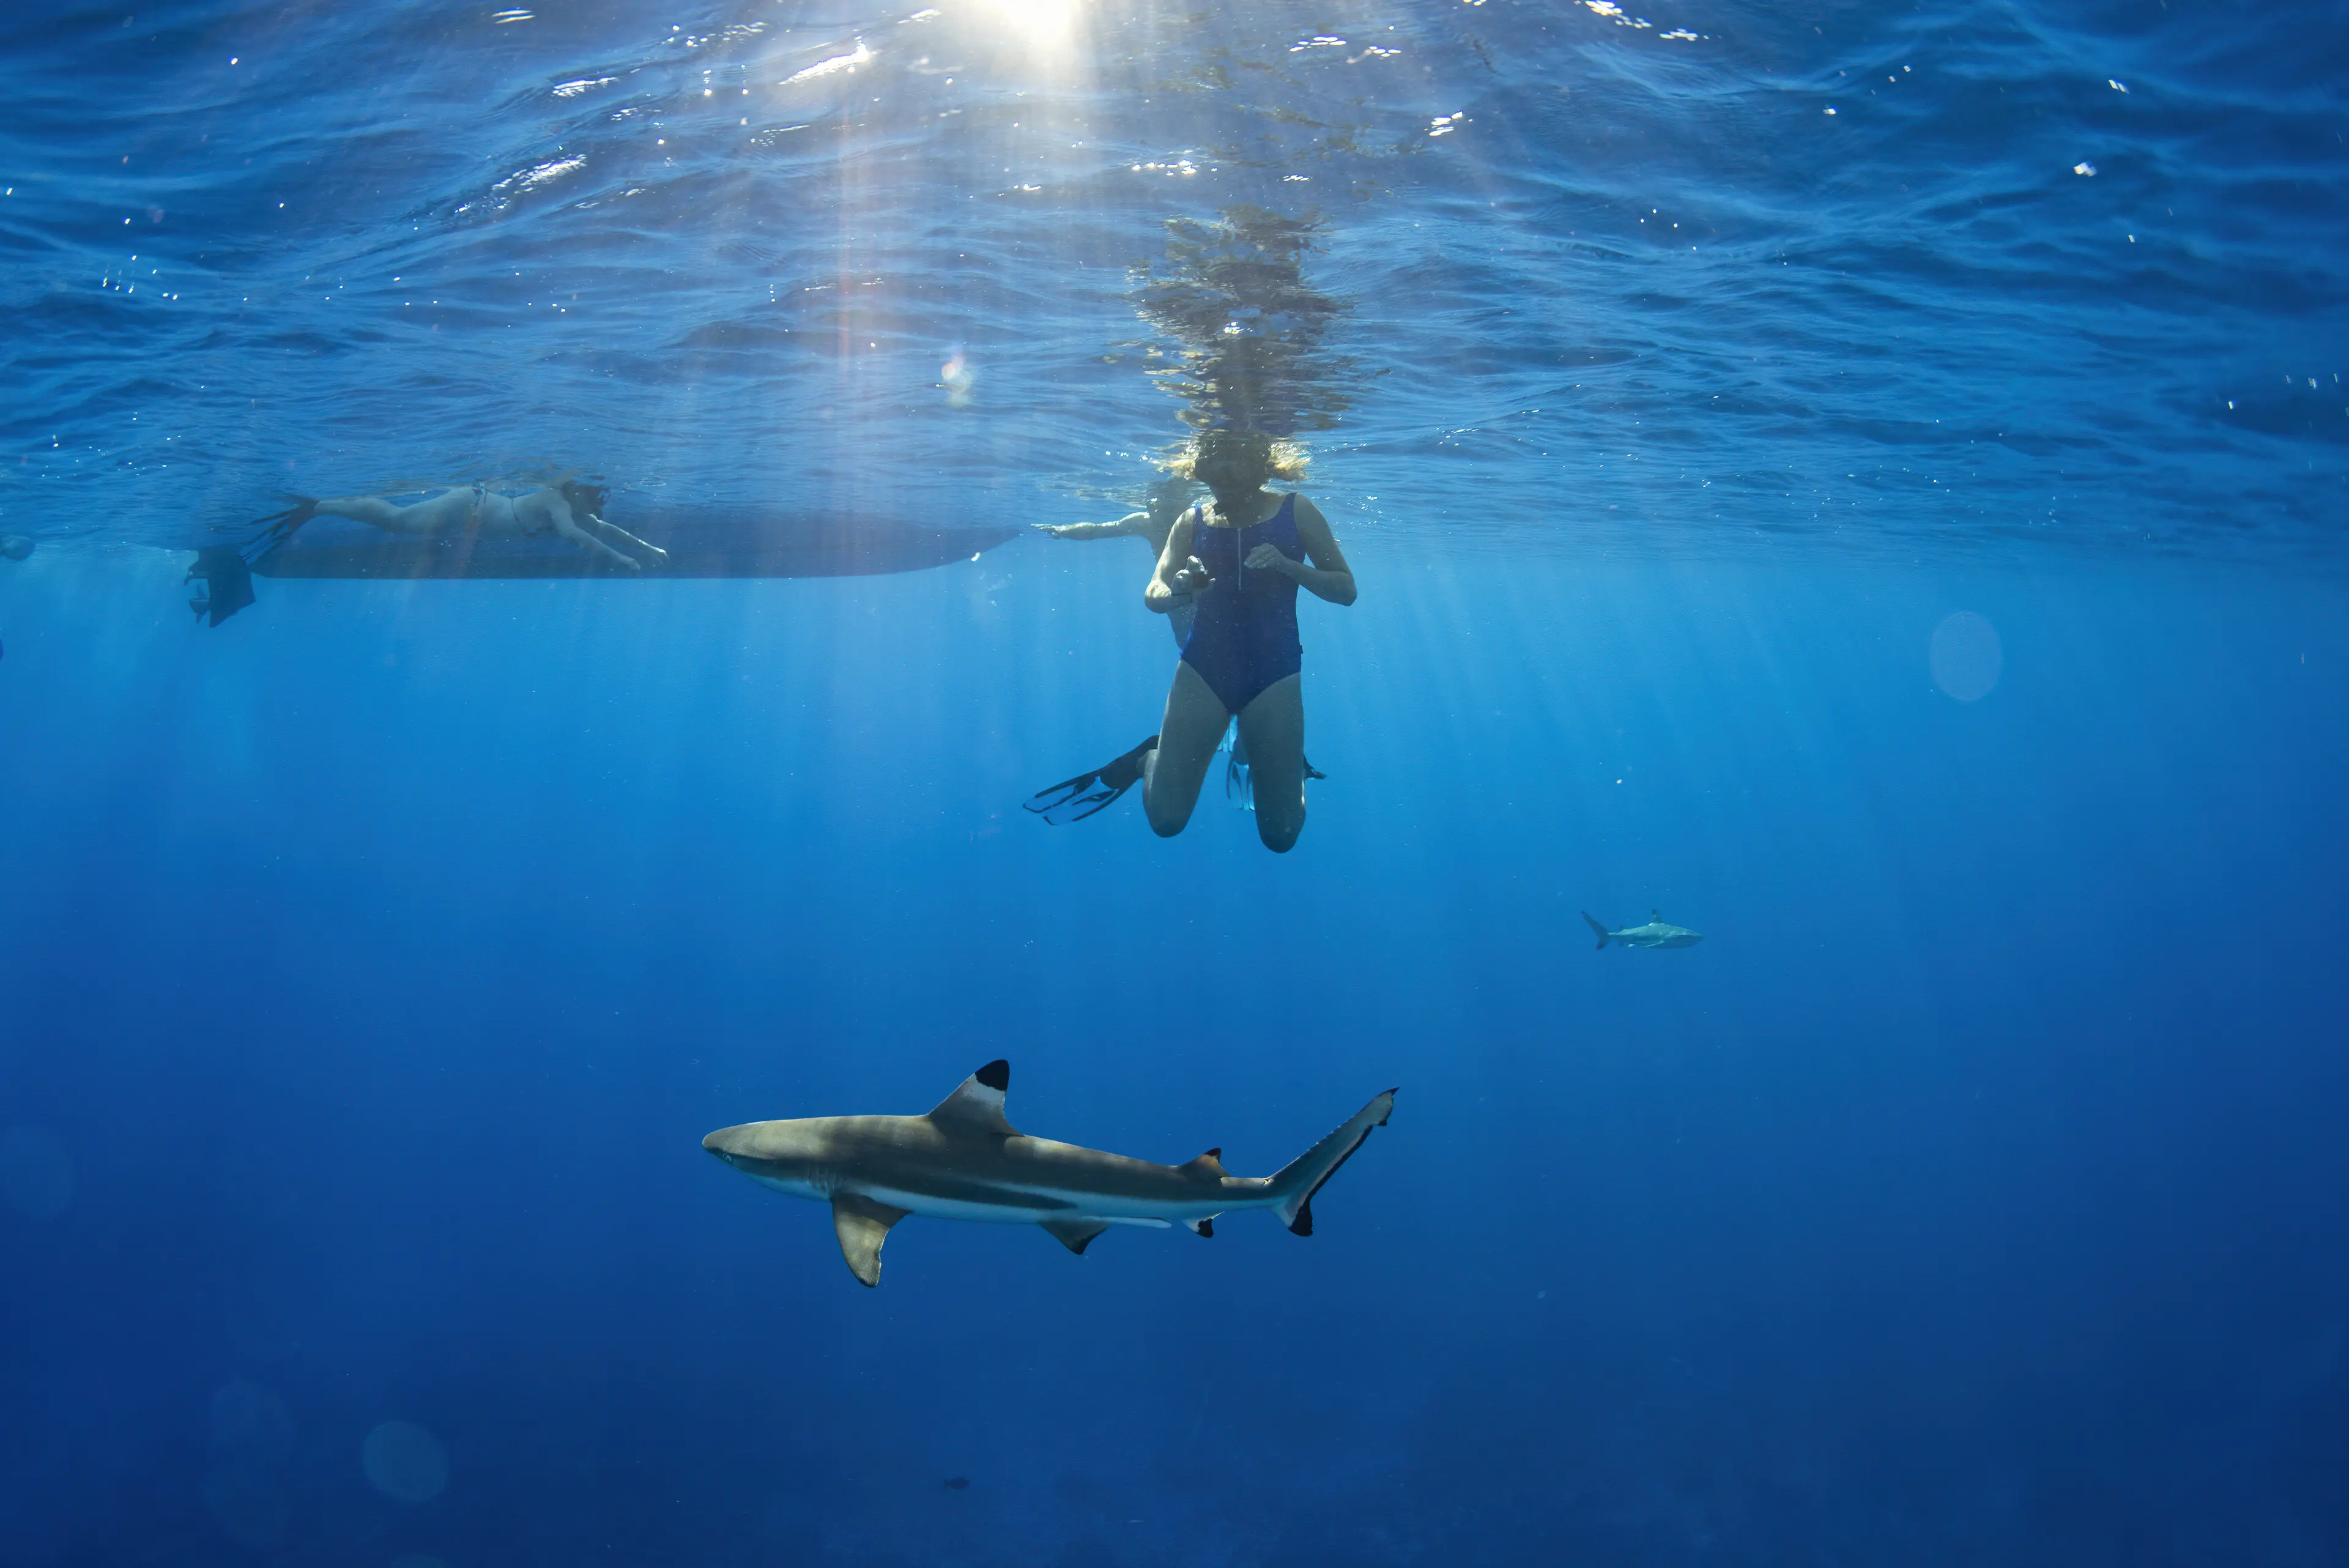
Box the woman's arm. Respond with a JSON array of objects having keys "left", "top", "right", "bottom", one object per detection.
[
  {"left": 1246, "top": 495, "right": 1356, "bottom": 606},
  {"left": 1145, "top": 511, "right": 1211, "bottom": 614},
  {"left": 1033, "top": 511, "right": 1149, "bottom": 540}
]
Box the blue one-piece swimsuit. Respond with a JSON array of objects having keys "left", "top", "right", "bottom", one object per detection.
[{"left": 1181, "top": 492, "right": 1304, "bottom": 714}]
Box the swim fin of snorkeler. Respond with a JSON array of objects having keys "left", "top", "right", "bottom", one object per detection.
[
  {"left": 184, "top": 545, "right": 258, "bottom": 626},
  {"left": 249, "top": 480, "right": 666, "bottom": 570},
  {"left": 1026, "top": 736, "right": 1161, "bottom": 823},
  {"left": 1025, "top": 429, "right": 1354, "bottom": 853}
]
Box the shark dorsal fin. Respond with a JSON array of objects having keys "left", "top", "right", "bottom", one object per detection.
[
  {"left": 1652, "top": 909, "right": 1663, "bottom": 922},
  {"left": 1179, "top": 1148, "right": 1228, "bottom": 1178},
  {"left": 929, "top": 1059, "right": 1019, "bottom": 1137}
]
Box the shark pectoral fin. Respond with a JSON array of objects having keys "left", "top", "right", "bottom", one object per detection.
[
  {"left": 1040, "top": 1217, "right": 1113, "bottom": 1256},
  {"left": 831, "top": 1193, "right": 908, "bottom": 1287},
  {"left": 1178, "top": 1148, "right": 1228, "bottom": 1178},
  {"left": 929, "top": 1059, "right": 1020, "bottom": 1138},
  {"left": 1184, "top": 1216, "right": 1217, "bottom": 1238}
]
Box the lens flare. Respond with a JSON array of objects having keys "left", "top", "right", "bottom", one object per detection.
[
  {"left": 1930, "top": 611, "right": 2003, "bottom": 701},
  {"left": 940, "top": 349, "right": 976, "bottom": 407}
]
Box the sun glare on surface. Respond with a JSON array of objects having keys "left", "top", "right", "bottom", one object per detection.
[{"left": 971, "top": 0, "right": 1084, "bottom": 49}]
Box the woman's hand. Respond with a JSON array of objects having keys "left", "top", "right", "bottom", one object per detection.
[
  {"left": 1170, "top": 554, "right": 1216, "bottom": 596},
  {"left": 1244, "top": 542, "right": 1299, "bottom": 576}
]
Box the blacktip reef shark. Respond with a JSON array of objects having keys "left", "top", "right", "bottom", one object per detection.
[
  {"left": 702, "top": 1060, "right": 1397, "bottom": 1287},
  {"left": 1583, "top": 910, "right": 1704, "bottom": 949}
]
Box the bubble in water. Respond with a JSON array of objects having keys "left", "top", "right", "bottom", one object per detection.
[
  {"left": 363, "top": 1421, "right": 448, "bottom": 1503},
  {"left": 0, "top": 1126, "right": 75, "bottom": 1219},
  {"left": 1930, "top": 611, "right": 2003, "bottom": 702}
]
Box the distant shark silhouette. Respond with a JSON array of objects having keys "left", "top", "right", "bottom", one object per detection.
[
  {"left": 703, "top": 1060, "right": 1397, "bottom": 1287},
  {"left": 1583, "top": 910, "right": 1704, "bottom": 949}
]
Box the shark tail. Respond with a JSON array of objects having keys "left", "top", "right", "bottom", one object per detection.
[
  {"left": 1268, "top": 1089, "right": 1397, "bottom": 1236},
  {"left": 1582, "top": 912, "right": 1611, "bottom": 950}
]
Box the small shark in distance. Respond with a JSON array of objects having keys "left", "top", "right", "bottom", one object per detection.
[
  {"left": 702, "top": 1061, "right": 1397, "bottom": 1287},
  {"left": 1583, "top": 910, "right": 1704, "bottom": 950}
]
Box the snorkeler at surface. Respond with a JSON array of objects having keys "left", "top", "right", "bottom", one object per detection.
[
  {"left": 1026, "top": 428, "right": 1354, "bottom": 853},
  {"left": 1033, "top": 477, "right": 1200, "bottom": 645},
  {"left": 1034, "top": 470, "right": 1324, "bottom": 796},
  {"left": 250, "top": 480, "right": 665, "bottom": 570}
]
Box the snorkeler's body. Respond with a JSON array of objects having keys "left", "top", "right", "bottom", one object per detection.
[
  {"left": 254, "top": 481, "right": 664, "bottom": 571},
  {"left": 1028, "top": 432, "right": 1354, "bottom": 853},
  {"left": 1145, "top": 482, "right": 1352, "bottom": 851},
  {"left": 1034, "top": 477, "right": 1199, "bottom": 645}
]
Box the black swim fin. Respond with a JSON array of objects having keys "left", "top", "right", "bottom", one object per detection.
[
  {"left": 185, "top": 546, "right": 257, "bottom": 627},
  {"left": 1024, "top": 736, "right": 1157, "bottom": 825},
  {"left": 242, "top": 498, "right": 318, "bottom": 554}
]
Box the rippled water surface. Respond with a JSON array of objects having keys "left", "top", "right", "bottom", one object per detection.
[{"left": 4, "top": 0, "right": 2343, "bottom": 555}]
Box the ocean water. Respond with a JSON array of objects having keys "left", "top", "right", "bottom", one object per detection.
[{"left": 2, "top": 1, "right": 2347, "bottom": 1565}]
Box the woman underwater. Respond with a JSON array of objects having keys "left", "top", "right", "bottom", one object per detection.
[
  {"left": 1028, "top": 428, "right": 1354, "bottom": 853},
  {"left": 249, "top": 480, "right": 664, "bottom": 571}
]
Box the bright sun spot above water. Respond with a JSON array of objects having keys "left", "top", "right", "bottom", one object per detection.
[{"left": 971, "top": 0, "right": 1083, "bottom": 45}]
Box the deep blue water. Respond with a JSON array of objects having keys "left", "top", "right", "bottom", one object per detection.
[{"left": 4, "top": 1, "right": 2349, "bottom": 1565}]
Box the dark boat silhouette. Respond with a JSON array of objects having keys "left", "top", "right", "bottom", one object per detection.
[{"left": 242, "top": 508, "right": 1017, "bottom": 581}]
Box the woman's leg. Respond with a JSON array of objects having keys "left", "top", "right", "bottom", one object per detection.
[
  {"left": 1141, "top": 661, "right": 1231, "bottom": 838},
  {"left": 314, "top": 494, "right": 429, "bottom": 532},
  {"left": 315, "top": 488, "right": 483, "bottom": 535},
  {"left": 1235, "top": 673, "right": 1305, "bottom": 852}
]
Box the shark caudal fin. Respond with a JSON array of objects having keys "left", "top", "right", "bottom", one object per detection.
[
  {"left": 1268, "top": 1090, "right": 1397, "bottom": 1236},
  {"left": 1582, "top": 912, "right": 1612, "bottom": 949}
]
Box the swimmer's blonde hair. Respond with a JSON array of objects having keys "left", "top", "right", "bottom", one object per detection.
[{"left": 1165, "top": 428, "right": 1310, "bottom": 485}]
